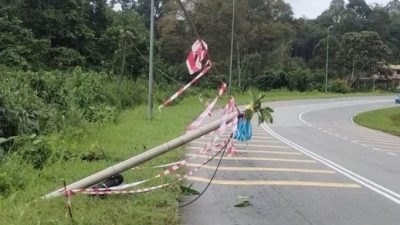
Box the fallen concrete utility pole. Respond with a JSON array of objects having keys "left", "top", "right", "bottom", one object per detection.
[{"left": 43, "top": 113, "right": 236, "bottom": 199}]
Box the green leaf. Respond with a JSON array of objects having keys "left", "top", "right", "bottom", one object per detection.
[
  {"left": 0, "top": 138, "right": 8, "bottom": 144},
  {"left": 180, "top": 184, "right": 200, "bottom": 196},
  {"left": 234, "top": 200, "right": 251, "bottom": 207},
  {"left": 32, "top": 139, "right": 42, "bottom": 145}
]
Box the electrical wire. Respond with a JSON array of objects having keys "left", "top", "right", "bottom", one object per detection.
[
  {"left": 176, "top": 0, "right": 225, "bottom": 84},
  {"left": 126, "top": 37, "right": 197, "bottom": 93},
  {"left": 179, "top": 134, "right": 232, "bottom": 208}
]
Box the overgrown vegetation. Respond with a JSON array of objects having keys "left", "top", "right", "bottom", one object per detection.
[{"left": 0, "top": 66, "right": 179, "bottom": 170}]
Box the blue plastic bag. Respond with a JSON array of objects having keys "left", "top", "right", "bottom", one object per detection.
[{"left": 234, "top": 117, "right": 252, "bottom": 142}]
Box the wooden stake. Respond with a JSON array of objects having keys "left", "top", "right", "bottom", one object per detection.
[{"left": 63, "top": 180, "right": 73, "bottom": 221}]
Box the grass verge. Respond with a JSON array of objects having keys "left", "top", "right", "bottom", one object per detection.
[
  {"left": 0, "top": 97, "right": 204, "bottom": 225},
  {"left": 354, "top": 106, "right": 400, "bottom": 137}
]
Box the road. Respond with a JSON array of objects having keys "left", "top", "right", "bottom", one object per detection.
[{"left": 181, "top": 96, "right": 400, "bottom": 225}]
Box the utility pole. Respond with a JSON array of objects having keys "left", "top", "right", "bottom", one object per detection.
[
  {"left": 228, "top": 0, "right": 236, "bottom": 94},
  {"left": 120, "top": 33, "right": 128, "bottom": 85},
  {"left": 325, "top": 26, "right": 333, "bottom": 93},
  {"left": 237, "top": 42, "right": 241, "bottom": 90},
  {"left": 148, "top": 0, "right": 155, "bottom": 119}
]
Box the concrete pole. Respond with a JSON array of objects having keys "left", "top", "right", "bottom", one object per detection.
[
  {"left": 148, "top": 0, "right": 155, "bottom": 119},
  {"left": 237, "top": 42, "right": 241, "bottom": 90},
  {"left": 43, "top": 113, "right": 236, "bottom": 199},
  {"left": 228, "top": 0, "right": 236, "bottom": 94},
  {"left": 325, "top": 26, "right": 333, "bottom": 93}
]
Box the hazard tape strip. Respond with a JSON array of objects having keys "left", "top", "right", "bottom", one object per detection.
[
  {"left": 159, "top": 60, "right": 212, "bottom": 110},
  {"left": 63, "top": 97, "right": 238, "bottom": 197},
  {"left": 66, "top": 136, "right": 232, "bottom": 195},
  {"left": 187, "top": 83, "right": 227, "bottom": 130}
]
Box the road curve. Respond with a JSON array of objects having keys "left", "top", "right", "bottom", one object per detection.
[{"left": 181, "top": 96, "right": 400, "bottom": 225}]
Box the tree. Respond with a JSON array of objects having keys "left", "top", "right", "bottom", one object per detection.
[
  {"left": 336, "top": 31, "right": 390, "bottom": 77},
  {"left": 347, "top": 0, "right": 372, "bottom": 18},
  {"left": 112, "top": 0, "right": 169, "bottom": 26},
  {"left": 386, "top": 0, "right": 400, "bottom": 62},
  {"left": 158, "top": 0, "right": 295, "bottom": 75},
  {"left": 0, "top": 1, "right": 49, "bottom": 69},
  {"left": 367, "top": 6, "right": 390, "bottom": 40},
  {"left": 99, "top": 11, "right": 149, "bottom": 77}
]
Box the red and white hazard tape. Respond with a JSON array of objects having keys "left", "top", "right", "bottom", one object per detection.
[
  {"left": 63, "top": 96, "right": 238, "bottom": 197},
  {"left": 133, "top": 96, "right": 238, "bottom": 186},
  {"left": 201, "top": 96, "right": 237, "bottom": 153},
  {"left": 65, "top": 136, "right": 232, "bottom": 196},
  {"left": 187, "top": 83, "right": 227, "bottom": 130},
  {"left": 186, "top": 39, "right": 208, "bottom": 75},
  {"left": 159, "top": 60, "right": 212, "bottom": 110}
]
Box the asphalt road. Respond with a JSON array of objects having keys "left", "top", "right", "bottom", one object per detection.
[{"left": 181, "top": 96, "right": 400, "bottom": 225}]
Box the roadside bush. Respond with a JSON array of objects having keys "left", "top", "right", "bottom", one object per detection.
[
  {"left": 286, "top": 70, "right": 309, "bottom": 91},
  {"left": 256, "top": 69, "right": 314, "bottom": 92},
  {"left": 0, "top": 70, "right": 55, "bottom": 136},
  {"left": 0, "top": 156, "right": 35, "bottom": 196},
  {"left": 307, "top": 70, "right": 325, "bottom": 91},
  {"left": 47, "top": 47, "right": 86, "bottom": 70},
  {"left": 12, "top": 135, "right": 51, "bottom": 169},
  {"left": 0, "top": 67, "right": 143, "bottom": 167},
  {"left": 328, "top": 79, "right": 351, "bottom": 93},
  {"left": 256, "top": 70, "right": 288, "bottom": 91}
]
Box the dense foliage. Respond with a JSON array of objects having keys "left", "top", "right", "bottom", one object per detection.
[
  {"left": 1, "top": 0, "right": 399, "bottom": 82},
  {"left": 0, "top": 66, "right": 172, "bottom": 170}
]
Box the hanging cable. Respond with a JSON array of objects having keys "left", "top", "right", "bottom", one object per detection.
[
  {"left": 179, "top": 134, "right": 232, "bottom": 208},
  {"left": 176, "top": 0, "right": 225, "bottom": 84},
  {"left": 126, "top": 37, "right": 197, "bottom": 92}
]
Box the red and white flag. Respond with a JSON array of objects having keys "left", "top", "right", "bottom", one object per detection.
[
  {"left": 159, "top": 39, "right": 212, "bottom": 110},
  {"left": 186, "top": 39, "right": 208, "bottom": 75}
]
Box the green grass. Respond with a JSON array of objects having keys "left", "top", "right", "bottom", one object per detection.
[
  {"left": 0, "top": 97, "right": 204, "bottom": 225},
  {"left": 354, "top": 107, "right": 400, "bottom": 137},
  {"left": 0, "top": 90, "right": 393, "bottom": 225},
  {"left": 232, "top": 89, "right": 391, "bottom": 104}
]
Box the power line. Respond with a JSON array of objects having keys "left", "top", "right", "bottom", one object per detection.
[{"left": 127, "top": 37, "right": 198, "bottom": 94}]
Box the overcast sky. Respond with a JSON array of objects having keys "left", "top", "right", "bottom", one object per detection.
[{"left": 284, "top": 0, "right": 393, "bottom": 19}]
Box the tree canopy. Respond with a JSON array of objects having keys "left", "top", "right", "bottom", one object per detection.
[{"left": 0, "top": 0, "right": 399, "bottom": 83}]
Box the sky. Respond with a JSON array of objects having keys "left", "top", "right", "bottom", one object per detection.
[{"left": 284, "top": 0, "right": 393, "bottom": 19}]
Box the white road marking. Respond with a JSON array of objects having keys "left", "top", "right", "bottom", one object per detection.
[
  {"left": 326, "top": 132, "right": 400, "bottom": 143},
  {"left": 262, "top": 123, "right": 400, "bottom": 205}
]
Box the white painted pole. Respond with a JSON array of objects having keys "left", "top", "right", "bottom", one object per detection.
[
  {"left": 148, "top": 0, "right": 155, "bottom": 119},
  {"left": 325, "top": 26, "right": 333, "bottom": 93},
  {"left": 43, "top": 113, "right": 236, "bottom": 199},
  {"left": 228, "top": 0, "right": 236, "bottom": 94}
]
